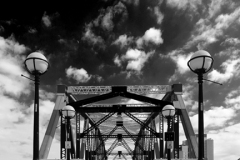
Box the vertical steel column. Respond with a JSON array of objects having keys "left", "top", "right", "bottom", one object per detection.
[
  {"left": 149, "top": 123, "right": 153, "bottom": 160},
  {"left": 198, "top": 73, "right": 204, "bottom": 160},
  {"left": 76, "top": 112, "right": 81, "bottom": 158},
  {"left": 174, "top": 109, "right": 179, "bottom": 158},
  {"left": 151, "top": 122, "right": 155, "bottom": 160},
  {"left": 159, "top": 113, "right": 164, "bottom": 158},
  {"left": 145, "top": 131, "right": 151, "bottom": 160},
  {"left": 61, "top": 115, "right": 66, "bottom": 159}
]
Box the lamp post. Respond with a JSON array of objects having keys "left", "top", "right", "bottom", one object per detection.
[
  {"left": 187, "top": 50, "right": 213, "bottom": 160},
  {"left": 162, "top": 105, "right": 175, "bottom": 160},
  {"left": 61, "top": 105, "right": 76, "bottom": 160},
  {"left": 24, "top": 52, "right": 49, "bottom": 160}
]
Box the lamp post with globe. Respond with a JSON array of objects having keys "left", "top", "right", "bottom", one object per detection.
[
  {"left": 162, "top": 105, "right": 176, "bottom": 160},
  {"left": 61, "top": 105, "right": 76, "bottom": 160},
  {"left": 187, "top": 50, "right": 213, "bottom": 160},
  {"left": 24, "top": 52, "right": 49, "bottom": 160}
]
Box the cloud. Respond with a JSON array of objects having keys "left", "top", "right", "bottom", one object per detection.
[
  {"left": 0, "top": 36, "right": 58, "bottom": 160},
  {"left": 225, "top": 87, "right": 240, "bottom": 109},
  {"left": 114, "top": 55, "right": 122, "bottom": 67},
  {"left": 153, "top": 6, "right": 164, "bottom": 24},
  {"left": 121, "top": 0, "right": 139, "bottom": 6},
  {"left": 112, "top": 34, "right": 133, "bottom": 48},
  {"left": 167, "top": 49, "right": 193, "bottom": 74},
  {"left": 101, "top": 8, "right": 114, "bottom": 31},
  {"left": 42, "top": 12, "right": 52, "bottom": 27},
  {"left": 207, "top": 58, "right": 240, "bottom": 83},
  {"left": 136, "top": 28, "right": 163, "bottom": 48},
  {"left": 208, "top": 0, "right": 235, "bottom": 18},
  {"left": 184, "top": 6, "right": 240, "bottom": 49},
  {"left": 208, "top": 123, "right": 240, "bottom": 160},
  {"left": 92, "top": 1, "right": 128, "bottom": 32},
  {"left": 81, "top": 24, "right": 105, "bottom": 47},
  {"left": 166, "top": 0, "right": 202, "bottom": 13},
  {"left": 0, "top": 36, "right": 30, "bottom": 97},
  {"left": 190, "top": 106, "right": 236, "bottom": 130},
  {"left": 121, "top": 49, "right": 154, "bottom": 73},
  {"left": 181, "top": 84, "right": 198, "bottom": 111},
  {"left": 220, "top": 37, "right": 240, "bottom": 47},
  {"left": 66, "top": 66, "right": 91, "bottom": 83}
]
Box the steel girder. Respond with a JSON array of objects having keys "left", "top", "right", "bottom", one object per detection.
[
  {"left": 60, "top": 115, "right": 66, "bottom": 159},
  {"left": 75, "top": 106, "right": 165, "bottom": 113},
  {"left": 68, "top": 94, "right": 107, "bottom": 159},
  {"left": 122, "top": 139, "right": 133, "bottom": 156},
  {"left": 40, "top": 84, "right": 199, "bottom": 160},
  {"left": 124, "top": 112, "right": 159, "bottom": 137},
  {"left": 81, "top": 112, "right": 116, "bottom": 138},
  {"left": 68, "top": 86, "right": 172, "bottom": 108},
  {"left": 67, "top": 86, "right": 172, "bottom": 160}
]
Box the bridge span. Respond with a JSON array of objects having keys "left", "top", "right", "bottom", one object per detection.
[{"left": 39, "top": 84, "right": 198, "bottom": 160}]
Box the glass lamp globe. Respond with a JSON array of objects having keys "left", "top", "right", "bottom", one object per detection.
[
  {"left": 62, "top": 105, "right": 75, "bottom": 118},
  {"left": 187, "top": 50, "right": 213, "bottom": 74},
  {"left": 24, "top": 52, "right": 49, "bottom": 75},
  {"left": 162, "top": 105, "right": 175, "bottom": 118}
]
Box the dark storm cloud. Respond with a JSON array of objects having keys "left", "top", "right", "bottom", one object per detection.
[{"left": 0, "top": 0, "right": 194, "bottom": 86}]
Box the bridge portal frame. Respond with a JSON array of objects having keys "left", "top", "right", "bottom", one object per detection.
[{"left": 39, "top": 84, "right": 198, "bottom": 160}]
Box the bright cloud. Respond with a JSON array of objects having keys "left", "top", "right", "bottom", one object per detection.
[
  {"left": 112, "top": 34, "right": 133, "bottom": 48},
  {"left": 0, "top": 36, "right": 58, "bottom": 160},
  {"left": 136, "top": 28, "right": 163, "bottom": 48},
  {"left": 114, "top": 55, "right": 121, "bottom": 67},
  {"left": 208, "top": 123, "right": 240, "bottom": 160},
  {"left": 207, "top": 58, "right": 240, "bottom": 83},
  {"left": 208, "top": 0, "right": 233, "bottom": 18},
  {"left": 185, "top": 5, "right": 240, "bottom": 49},
  {"left": 121, "top": 49, "right": 154, "bottom": 73},
  {"left": 167, "top": 50, "right": 193, "bottom": 74},
  {"left": 181, "top": 84, "right": 198, "bottom": 110},
  {"left": 221, "top": 37, "right": 240, "bottom": 46},
  {"left": 190, "top": 106, "right": 236, "bottom": 130},
  {"left": 66, "top": 66, "right": 91, "bottom": 83},
  {"left": 225, "top": 87, "right": 240, "bottom": 109},
  {"left": 0, "top": 36, "right": 30, "bottom": 97}
]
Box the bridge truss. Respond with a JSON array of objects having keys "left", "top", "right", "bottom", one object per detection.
[{"left": 39, "top": 84, "right": 198, "bottom": 160}]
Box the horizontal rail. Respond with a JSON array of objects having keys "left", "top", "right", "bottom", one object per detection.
[
  {"left": 75, "top": 106, "right": 166, "bottom": 113},
  {"left": 82, "top": 135, "right": 159, "bottom": 138}
]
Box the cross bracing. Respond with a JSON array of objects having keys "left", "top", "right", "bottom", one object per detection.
[{"left": 39, "top": 84, "right": 198, "bottom": 160}]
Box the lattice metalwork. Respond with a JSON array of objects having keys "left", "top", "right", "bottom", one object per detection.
[
  {"left": 67, "top": 86, "right": 112, "bottom": 95},
  {"left": 81, "top": 112, "right": 116, "bottom": 138},
  {"left": 121, "top": 139, "right": 133, "bottom": 155},
  {"left": 107, "top": 139, "right": 118, "bottom": 155},
  {"left": 67, "top": 85, "right": 171, "bottom": 95},
  {"left": 124, "top": 112, "right": 159, "bottom": 137},
  {"left": 127, "top": 85, "right": 171, "bottom": 94}
]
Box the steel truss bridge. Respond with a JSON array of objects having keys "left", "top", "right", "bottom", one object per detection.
[{"left": 39, "top": 84, "right": 198, "bottom": 160}]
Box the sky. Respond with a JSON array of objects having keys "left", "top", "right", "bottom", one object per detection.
[{"left": 0, "top": 0, "right": 240, "bottom": 159}]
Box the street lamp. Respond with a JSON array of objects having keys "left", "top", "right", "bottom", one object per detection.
[
  {"left": 187, "top": 50, "right": 213, "bottom": 160},
  {"left": 24, "top": 52, "right": 49, "bottom": 160},
  {"left": 61, "top": 105, "right": 76, "bottom": 160},
  {"left": 162, "top": 105, "right": 175, "bottom": 160}
]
